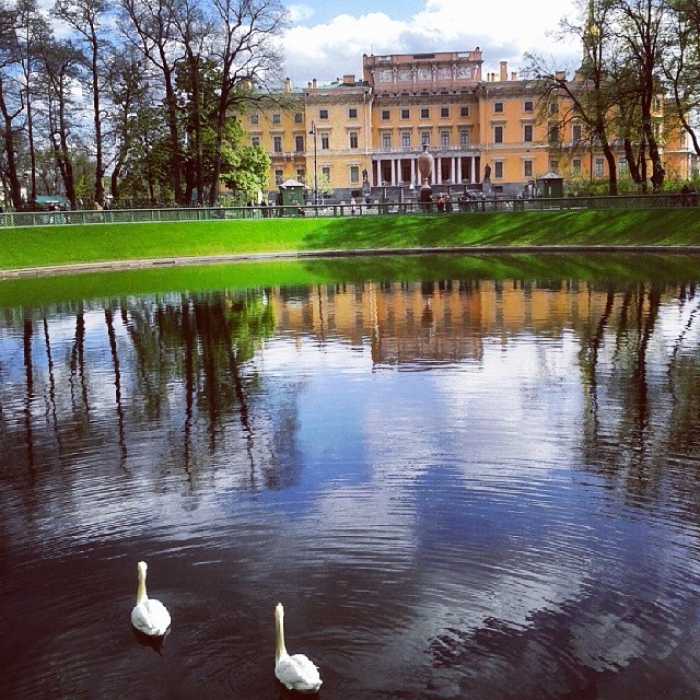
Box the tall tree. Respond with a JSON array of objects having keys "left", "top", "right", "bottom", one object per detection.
[
  {"left": 55, "top": 0, "right": 113, "bottom": 206},
  {"left": 609, "top": 0, "right": 670, "bottom": 191}
]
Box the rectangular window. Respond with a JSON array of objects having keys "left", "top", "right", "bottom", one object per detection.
[
  {"left": 494, "top": 161, "right": 504, "bottom": 178},
  {"left": 381, "top": 109, "right": 390, "bottom": 120},
  {"left": 523, "top": 100, "right": 534, "bottom": 113},
  {"left": 441, "top": 107, "right": 449, "bottom": 118},
  {"left": 421, "top": 131, "right": 430, "bottom": 146},
  {"left": 460, "top": 106, "right": 469, "bottom": 117},
  {"left": 550, "top": 159, "right": 559, "bottom": 173},
  {"left": 595, "top": 157, "right": 604, "bottom": 176},
  {"left": 350, "top": 165, "right": 360, "bottom": 183},
  {"left": 319, "top": 109, "right": 329, "bottom": 119},
  {"left": 550, "top": 101, "right": 558, "bottom": 114},
  {"left": 274, "top": 169, "right": 283, "bottom": 184},
  {"left": 523, "top": 160, "right": 533, "bottom": 178},
  {"left": 321, "top": 133, "right": 329, "bottom": 150},
  {"left": 460, "top": 130, "right": 470, "bottom": 147},
  {"left": 548, "top": 124, "right": 559, "bottom": 143},
  {"left": 349, "top": 132, "right": 358, "bottom": 149},
  {"left": 272, "top": 113, "right": 281, "bottom": 125},
  {"left": 294, "top": 113, "right": 303, "bottom": 124},
  {"left": 523, "top": 124, "right": 533, "bottom": 142},
  {"left": 494, "top": 102, "right": 504, "bottom": 113},
  {"left": 348, "top": 108, "right": 358, "bottom": 119},
  {"left": 494, "top": 125, "right": 504, "bottom": 143},
  {"left": 297, "top": 168, "right": 305, "bottom": 181},
  {"left": 295, "top": 135, "right": 304, "bottom": 152},
  {"left": 273, "top": 136, "right": 282, "bottom": 153},
  {"left": 572, "top": 158, "right": 582, "bottom": 174},
  {"left": 322, "top": 166, "right": 330, "bottom": 182},
  {"left": 402, "top": 132, "right": 411, "bottom": 148},
  {"left": 382, "top": 133, "right": 391, "bottom": 150},
  {"left": 441, "top": 130, "right": 450, "bottom": 147},
  {"left": 619, "top": 156, "right": 628, "bottom": 173},
  {"left": 401, "top": 108, "right": 410, "bottom": 119},
  {"left": 249, "top": 113, "right": 259, "bottom": 125},
  {"left": 572, "top": 124, "right": 582, "bottom": 142},
  {"left": 251, "top": 136, "right": 260, "bottom": 147},
  {"left": 421, "top": 108, "right": 430, "bottom": 119}
]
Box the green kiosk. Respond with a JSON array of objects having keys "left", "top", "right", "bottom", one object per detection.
[{"left": 536, "top": 172, "right": 564, "bottom": 199}]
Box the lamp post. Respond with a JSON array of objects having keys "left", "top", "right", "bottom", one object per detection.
[{"left": 309, "top": 121, "right": 318, "bottom": 205}]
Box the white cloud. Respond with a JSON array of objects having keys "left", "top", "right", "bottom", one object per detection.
[
  {"left": 281, "top": 0, "right": 583, "bottom": 85},
  {"left": 286, "top": 3, "right": 316, "bottom": 23}
]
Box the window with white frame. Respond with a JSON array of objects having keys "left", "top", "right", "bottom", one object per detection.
[
  {"left": 494, "top": 102, "right": 504, "bottom": 113},
  {"left": 523, "top": 124, "right": 533, "bottom": 142},
  {"left": 401, "top": 108, "right": 410, "bottom": 119},
  {"left": 523, "top": 100, "right": 534, "bottom": 113},
  {"left": 421, "top": 108, "right": 430, "bottom": 119},
  {"left": 274, "top": 169, "right": 283, "bottom": 184},
  {"left": 350, "top": 165, "right": 360, "bottom": 183},
  {"left": 441, "top": 107, "right": 449, "bottom": 118},
  {"left": 251, "top": 136, "right": 260, "bottom": 147},
  {"left": 295, "top": 135, "right": 304, "bottom": 152},
  {"left": 618, "top": 156, "right": 628, "bottom": 173},
  {"left": 572, "top": 123, "right": 582, "bottom": 142},
  {"left": 402, "top": 132, "right": 411, "bottom": 149},
  {"left": 381, "top": 109, "right": 390, "bottom": 120},
  {"left": 494, "top": 125, "right": 504, "bottom": 143},
  {"left": 348, "top": 108, "right": 358, "bottom": 119},
  {"left": 460, "top": 106, "right": 470, "bottom": 117},
  {"left": 421, "top": 131, "right": 430, "bottom": 146},
  {"left": 440, "top": 130, "right": 450, "bottom": 147},
  {"left": 595, "top": 157, "right": 604, "bottom": 176},
  {"left": 319, "top": 109, "right": 329, "bottom": 119},
  {"left": 382, "top": 132, "right": 391, "bottom": 150},
  {"left": 321, "top": 133, "right": 329, "bottom": 150},
  {"left": 322, "top": 166, "right": 330, "bottom": 182},
  {"left": 272, "top": 113, "right": 281, "bottom": 125},
  {"left": 494, "top": 161, "right": 504, "bottom": 178},
  {"left": 572, "top": 158, "right": 582, "bottom": 174},
  {"left": 294, "top": 113, "right": 303, "bottom": 123},
  {"left": 349, "top": 132, "right": 358, "bottom": 149},
  {"left": 523, "top": 160, "right": 533, "bottom": 178},
  {"left": 249, "top": 112, "right": 259, "bottom": 125},
  {"left": 273, "top": 136, "right": 282, "bottom": 153},
  {"left": 297, "top": 169, "right": 305, "bottom": 181},
  {"left": 460, "top": 129, "right": 470, "bottom": 147}
]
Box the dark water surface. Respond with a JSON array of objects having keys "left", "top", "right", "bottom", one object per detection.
[{"left": 2, "top": 256, "right": 700, "bottom": 699}]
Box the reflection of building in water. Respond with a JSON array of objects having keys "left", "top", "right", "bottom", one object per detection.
[{"left": 267, "top": 279, "right": 613, "bottom": 365}]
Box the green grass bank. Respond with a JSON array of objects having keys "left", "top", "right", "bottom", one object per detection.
[{"left": 1, "top": 209, "right": 700, "bottom": 275}]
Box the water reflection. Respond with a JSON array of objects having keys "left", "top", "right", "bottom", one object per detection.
[{"left": 1, "top": 271, "right": 700, "bottom": 699}]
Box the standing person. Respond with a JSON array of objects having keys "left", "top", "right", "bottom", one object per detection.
[{"left": 350, "top": 196, "right": 356, "bottom": 215}]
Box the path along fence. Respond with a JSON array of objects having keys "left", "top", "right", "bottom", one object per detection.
[{"left": 0, "top": 193, "right": 697, "bottom": 228}]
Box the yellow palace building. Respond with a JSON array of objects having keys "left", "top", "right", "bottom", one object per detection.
[{"left": 247, "top": 49, "right": 696, "bottom": 201}]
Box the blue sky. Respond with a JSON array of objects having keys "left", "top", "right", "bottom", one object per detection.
[{"left": 281, "top": 0, "right": 582, "bottom": 86}]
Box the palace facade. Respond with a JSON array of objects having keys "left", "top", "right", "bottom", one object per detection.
[{"left": 246, "top": 50, "right": 696, "bottom": 201}]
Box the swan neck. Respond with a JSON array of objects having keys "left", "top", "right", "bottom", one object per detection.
[
  {"left": 275, "top": 609, "right": 287, "bottom": 661},
  {"left": 137, "top": 567, "right": 148, "bottom": 604}
]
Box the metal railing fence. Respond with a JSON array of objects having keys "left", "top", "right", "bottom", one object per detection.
[{"left": 0, "top": 193, "right": 696, "bottom": 228}]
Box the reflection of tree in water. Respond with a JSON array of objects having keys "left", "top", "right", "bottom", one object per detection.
[
  {"left": 579, "top": 281, "right": 700, "bottom": 515},
  {"left": 0, "top": 290, "right": 279, "bottom": 496}
]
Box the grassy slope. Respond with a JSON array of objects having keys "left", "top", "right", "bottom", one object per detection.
[{"left": 1, "top": 209, "right": 700, "bottom": 272}]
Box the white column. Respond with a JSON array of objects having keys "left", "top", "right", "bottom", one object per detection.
[
  {"left": 450, "top": 157, "right": 456, "bottom": 184},
  {"left": 471, "top": 156, "right": 476, "bottom": 184},
  {"left": 436, "top": 157, "right": 442, "bottom": 185},
  {"left": 395, "top": 159, "right": 401, "bottom": 186},
  {"left": 457, "top": 157, "right": 463, "bottom": 185},
  {"left": 375, "top": 160, "right": 381, "bottom": 186}
]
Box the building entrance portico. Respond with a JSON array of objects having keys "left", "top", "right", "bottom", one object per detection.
[{"left": 373, "top": 152, "right": 481, "bottom": 187}]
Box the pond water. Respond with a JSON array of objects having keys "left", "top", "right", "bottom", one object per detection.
[{"left": 2, "top": 255, "right": 700, "bottom": 699}]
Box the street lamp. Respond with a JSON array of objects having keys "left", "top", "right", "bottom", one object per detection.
[{"left": 308, "top": 121, "right": 318, "bottom": 205}]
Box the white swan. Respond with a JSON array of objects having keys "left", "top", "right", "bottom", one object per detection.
[
  {"left": 130, "top": 560, "right": 171, "bottom": 637},
  {"left": 274, "top": 602, "right": 322, "bottom": 693}
]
